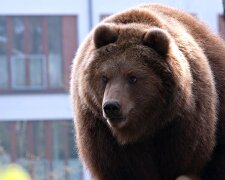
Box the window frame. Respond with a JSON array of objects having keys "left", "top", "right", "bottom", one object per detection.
[{"left": 11, "top": 54, "right": 48, "bottom": 90}]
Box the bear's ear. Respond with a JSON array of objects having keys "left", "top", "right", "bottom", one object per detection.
[
  {"left": 143, "top": 29, "right": 170, "bottom": 56},
  {"left": 94, "top": 25, "right": 118, "bottom": 48}
]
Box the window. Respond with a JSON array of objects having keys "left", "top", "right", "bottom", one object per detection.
[
  {"left": 11, "top": 16, "right": 61, "bottom": 90},
  {"left": 0, "top": 16, "right": 78, "bottom": 92},
  {"left": 0, "top": 120, "right": 82, "bottom": 179}
]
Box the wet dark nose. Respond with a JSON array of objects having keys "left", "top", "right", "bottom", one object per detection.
[{"left": 103, "top": 101, "right": 121, "bottom": 119}]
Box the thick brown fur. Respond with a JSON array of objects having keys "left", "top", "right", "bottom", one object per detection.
[{"left": 71, "top": 4, "right": 225, "bottom": 180}]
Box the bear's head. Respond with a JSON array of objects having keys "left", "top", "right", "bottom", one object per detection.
[{"left": 82, "top": 24, "right": 193, "bottom": 144}]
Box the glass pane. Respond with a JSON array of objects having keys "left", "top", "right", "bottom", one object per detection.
[
  {"left": 48, "top": 17, "right": 61, "bottom": 53},
  {"left": 0, "top": 122, "right": 10, "bottom": 165},
  {"left": 52, "top": 121, "right": 65, "bottom": 179},
  {"left": 47, "top": 17, "right": 63, "bottom": 88},
  {"left": 29, "top": 17, "right": 42, "bottom": 54},
  {"left": 15, "top": 121, "right": 30, "bottom": 172},
  {"left": 0, "top": 16, "right": 7, "bottom": 54},
  {"left": 33, "top": 121, "right": 46, "bottom": 158},
  {"left": 52, "top": 122, "right": 60, "bottom": 160},
  {"left": 0, "top": 17, "right": 8, "bottom": 89},
  {"left": 13, "top": 17, "right": 25, "bottom": 53},
  {"left": 68, "top": 121, "right": 77, "bottom": 159},
  {"left": 48, "top": 54, "right": 63, "bottom": 88},
  {"left": 0, "top": 56, "right": 8, "bottom": 89},
  {"left": 29, "top": 55, "right": 45, "bottom": 88},
  {"left": 33, "top": 121, "right": 47, "bottom": 180},
  {"left": 11, "top": 55, "right": 26, "bottom": 88},
  {"left": 16, "top": 121, "right": 27, "bottom": 159},
  {"left": 29, "top": 17, "right": 45, "bottom": 89},
  {"left": 12, "top": 17, "right": 26, "bottom": 89}
]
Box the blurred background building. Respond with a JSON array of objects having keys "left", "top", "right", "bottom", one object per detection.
[{"left": 0, "top": 0, "right": 224, "bottom": 179}]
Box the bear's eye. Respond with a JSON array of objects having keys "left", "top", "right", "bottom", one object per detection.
[
  {"left": 102, "top": 75, "right": 108, "bottom": 84},
  {"left": 128, "top": 75, "right": 137, "bottom": 85}
]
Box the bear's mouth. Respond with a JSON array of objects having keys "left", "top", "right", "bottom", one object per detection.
[{"left": 106, "top": 117, "right": 127, "bottom": 128}]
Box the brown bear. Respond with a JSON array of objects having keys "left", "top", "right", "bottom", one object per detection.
[{"left": 70, "top": 4, "right": 225, "bottom": 180}]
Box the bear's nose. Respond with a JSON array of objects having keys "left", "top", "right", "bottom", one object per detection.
[{"left": 103, "top": 101, "right": 121, "bottom": 119}]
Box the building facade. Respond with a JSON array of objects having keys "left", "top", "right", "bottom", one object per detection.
[
  {"left": 0, "top": 0, "right": 224, "bottom": 180},
  {"left": 0, "top": 14, "right": 81, "bottom": 180}
]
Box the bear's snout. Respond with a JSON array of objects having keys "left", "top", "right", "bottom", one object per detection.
[
  {"left": 103, "top": 101, "right": 121, "bottom": 118},
  {"left": 103, "top": 101, "right": 125, "bottom": 125}
]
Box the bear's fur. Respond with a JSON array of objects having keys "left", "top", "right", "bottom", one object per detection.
[{"left": 71, "top": 4, "right": 225, "bottom": 180}]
